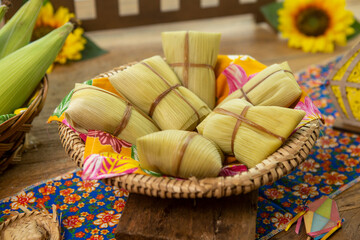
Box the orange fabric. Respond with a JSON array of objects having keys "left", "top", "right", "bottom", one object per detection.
[
  {"left": 215, "top": 55, "right": 267, "bottom": 105},
  {"left": 84, "top": 137, "right": 132, "bottom": 160},
  {"left": 92, "top": 77, "right": 122, "bottom": 96}
]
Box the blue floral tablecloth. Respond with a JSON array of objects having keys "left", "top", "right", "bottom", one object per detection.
[
  {"left": 0, "top": 170, "right": 128, "bottom": 240},
  {"left": 256, "top": 57, "right": 360, "bottom": 239}
]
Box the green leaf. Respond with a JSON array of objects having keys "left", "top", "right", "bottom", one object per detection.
[
  {"left": 52, "top": 89, "right": 74, "bottom": 118},
  {"left": 80, "top": 34, "right": 108, "bottom": 61},
  {"left": 347, "top": 18, "right": 360, "bottom": 41},
  {"left": 141, "top": 168, "right": 163, "bottom": 177},
  {"left": 260, "top": 2, "right": 284, "bottom": 31},
  {"left": 131, "top": 145, "right": 138, "bottom": 161},
  {"left": 0, "top": 114, "right": 16, "bottom": 124}
]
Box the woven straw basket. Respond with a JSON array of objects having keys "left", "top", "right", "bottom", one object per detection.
[
  {"left": 0, "top": 205, "right": 61, "bottom": 239},
  {"left": 58, "top": 65, "right": 321, "bottom": 199},
  {"left": 0, "top": 76, "right": 48, "bottom": 173}
]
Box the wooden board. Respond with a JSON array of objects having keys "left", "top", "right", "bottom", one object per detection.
[
  {"left": 333, "top": 118, "right": 360, "bottom": 134},
  {"left": 116, "top": 191, "right": 258, "bottom": 240}
]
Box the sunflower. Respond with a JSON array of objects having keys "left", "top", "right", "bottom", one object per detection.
[
  {"left": 278, "top": 0, "right": 355, "bottom": 53},
  {"left": 32, "top": 2, "right": 86, "bottom": 72}
]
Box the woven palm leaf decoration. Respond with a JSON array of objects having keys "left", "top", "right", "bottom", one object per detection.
[{"left": 327, "top": 40, "right": 360, "bottom": 132}]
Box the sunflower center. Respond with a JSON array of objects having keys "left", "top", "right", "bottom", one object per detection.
[
  {"left": 296, "top": 7, "right": 330, "bottom": 36},
  {"left": 31, "top": 26, "right": 55, "bottom": 41}
]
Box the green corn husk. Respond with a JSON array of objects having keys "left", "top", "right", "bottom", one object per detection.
[
  {"left": 137, "top": 130, "right": 224, "bottom": 179},
  {"left": 0, "top": 0, "right": 43, "bottom": 59},
  {"left": 0, "top": 4, "right": 9, "bottom": 22},
  {"left": 65, "top": 84, "right": 160, "bottom": 145},
  {"left": 162, "top": 31, "right": 221, "bottom": 109},
  {"left": 197, "top": 62, "right": 302, "bottom": 134},
  {"left": 201, "top": 99, "right": 305, "bottom": 168},
  {"left": 109, "top": 55, "right": 211, "bottom": 131},
  {"left": 0, "top": 22, "right": 73, "bottom": 115}
]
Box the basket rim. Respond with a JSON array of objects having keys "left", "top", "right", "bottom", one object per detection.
[
  {"left": 0, "top": 76, "right": 49, "bottom": 173},
  {"left": 0, "top": 75, "right": 48, "bottom": 128},
  {"left": 58, "top": 119, "right": 321, "bottom": 198}
]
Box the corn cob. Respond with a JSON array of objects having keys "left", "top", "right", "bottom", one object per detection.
[
  {"left": 0, "top": 22, "right": 73, "bottom": 115},
  {"left": 0, "top": 0, "right": 43, "bottom": 59}
]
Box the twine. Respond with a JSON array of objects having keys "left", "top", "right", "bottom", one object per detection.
[
  {"left": 149, "top": 84, "right": 180, "bottom": 117},
  {"left": 174, "top": 132, "right": 197, "bottom": 177},
  {"left": 113, "top": 102, "right": 132, "bottom": 136}
]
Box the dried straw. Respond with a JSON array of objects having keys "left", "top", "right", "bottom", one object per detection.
[{"left": 0, "top": 205, "right": 61, "bottom": 240}]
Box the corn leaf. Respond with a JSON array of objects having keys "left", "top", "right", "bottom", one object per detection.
[
  {"left": 0, "top": 23, "right": 73, "bottom": 115},
  {"left": 0, "top": 5, "right": 8, "bottom": 22},
  {"left": 0, "top": 0, "right": 43, "bottom": 59}
]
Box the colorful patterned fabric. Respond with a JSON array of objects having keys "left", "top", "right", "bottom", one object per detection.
[
  {"left": 82, "top": 130, "right": 149, "bottom": 180},
  {"left": 0, "top": 170, "right": 128, "bottom": 240},
  {"left": 256, "top": 57, "right": 360, "bottom": 240},
  {"left": 215, "top": 55, "right": 267, "bottom": 104}
]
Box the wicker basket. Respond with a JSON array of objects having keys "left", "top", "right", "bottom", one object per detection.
[
  {"left": 0, "top": 76, "right": 48, "bottom": 173},
  {"left": 57, "top": 66, "right": 321, "bottom": 199},
  {"left": 0, "top": 205, "right": 61, "bottom": 239}
]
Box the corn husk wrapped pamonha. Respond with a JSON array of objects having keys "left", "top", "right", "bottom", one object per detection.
[
  {"left": 109, "top": 55, "right": 211, "bottom": 131},
  {"left": 197, "top": 62, "right": 302, "bottom": 134},
  {"left": 65, "top": 84, "right": 159, "bottom": 145},
  {"left": 221, "top": 62, "right": 301, "bottom": 107},
  {"left": 137, "top": 130, "right": 224, "bottom": 179},
  {"left": 199, "top": 99, "right": 305, "bottom": 168},
  {"left": 162, "top": 31, "right": 221, "bottom": 109}
]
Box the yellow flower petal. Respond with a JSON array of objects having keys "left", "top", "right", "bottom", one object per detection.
[
  {"left": 278, "top": 0, "right": 355, "bottom": 53},
  {"left": 33, "top": 2, "right": 86, "bottom": 70}
]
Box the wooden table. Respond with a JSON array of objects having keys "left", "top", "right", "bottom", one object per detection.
[
  {"left": 116, "top": 192, "right": 258, "bottom": 240},
  {"left": 1, "top": 1, "right": 360, "bottom": 238}
]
